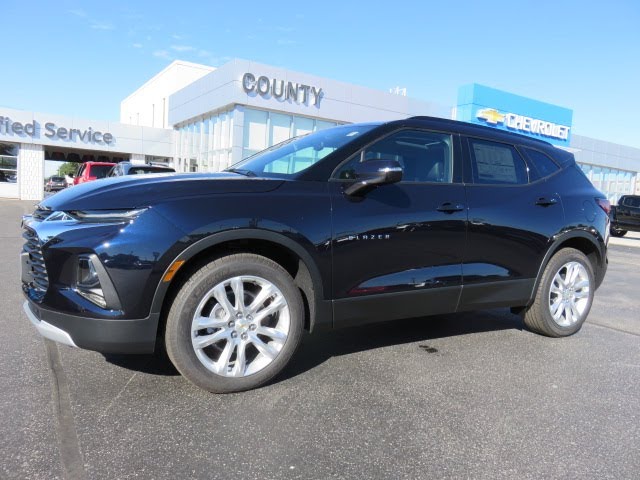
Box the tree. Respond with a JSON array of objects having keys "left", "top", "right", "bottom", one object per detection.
[{"left": 57, "top": 162, "right": 78, "bottom": 177}]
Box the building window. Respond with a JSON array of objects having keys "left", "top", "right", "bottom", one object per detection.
[
  {"left": 175, "top": 108, "right": 234, "bottom": 173},
  {"left": 578, "top": 162, "right": 637, "bottom": 203},
  {"left": 241, "top": 108, "right": 340, "bottom": 161},
  {"left": 244, "top": 109, "right": 268, "bottom": 156},
  {"left": 0, "top": 142, "right": 18, "bottom": 184}
]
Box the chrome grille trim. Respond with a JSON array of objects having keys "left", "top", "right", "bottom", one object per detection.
[{"left": 22, "top": 226, "right": 49, "bottom": 296}]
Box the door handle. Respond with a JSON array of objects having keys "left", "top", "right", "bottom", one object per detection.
[
  {"left": 535, "top": 197, "right": 558, "bottom": 207},
  {"left": 437, "top": 202, "right": 465, "bottom": 213}
]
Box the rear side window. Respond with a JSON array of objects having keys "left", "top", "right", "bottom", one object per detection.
[
  {"left": 90, "top": 165, "right": 114, "bottom": 179},
  {"left": 468, "top": 138, "right": 528, "bottom": 185},
  {"left": 623, "top": 196, "right": 640, "bottom": 207},
  {"left": 522, "top": 147, "right": 560, "bottom": 181},
  {"left": 129, "top": 167, "right": 170, "bottom": 174}
]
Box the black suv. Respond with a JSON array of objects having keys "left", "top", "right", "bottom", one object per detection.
[
  {"left": 610, "top": 195, "right": 640, "bottom": 237},
  {"left": 21, "top": 117, "right": 609, "bottom": 393}
]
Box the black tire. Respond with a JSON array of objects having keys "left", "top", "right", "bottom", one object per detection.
[
  {"left": 165, "top": 253, "right": 304, "bottom": 393},
  {"left": 523, "top": 248, "right": 595, "bottom": 337},
  {"left": 610, "top": 228, "right": 627, "bottom": 237}
]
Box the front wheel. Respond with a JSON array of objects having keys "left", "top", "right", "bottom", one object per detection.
[
  {"left": 165, "top": 253, "right": 304, "bottom": 393},
  {"left": 610, "top": 228, "right": 627, "bottom": 237},
  {"left": 523, "top": 248, "right": 595, "bottom": 337}
]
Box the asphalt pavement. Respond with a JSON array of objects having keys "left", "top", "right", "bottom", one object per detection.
[{"left": 1, "top": 199, "right": 639, "bottom": 479}]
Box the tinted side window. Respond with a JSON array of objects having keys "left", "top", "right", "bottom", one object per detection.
[
  {"left": 624, "top": 196, "right": 640, "bottom": 207},
  {"left": 468, "top": 138, "right": 528, "bottom": 185},
  {"left": 522, "top": 147, "right": 560, "bottom": 181},
  {"left": 335, "top": 130, "right": 453, "bottom": 183},
  {"left": 91, "top": 165, "right": 114, "bottom": 178}
]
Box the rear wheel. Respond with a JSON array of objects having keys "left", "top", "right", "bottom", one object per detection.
[
  {"left": 523, "top": 248, "right": 594, "bottom": 337},
  {"left": 610, "top": 228, "right": 627, "bottom": 237},
  {"left": 165, "top": 253, "right": 304, "bottom": 393}
]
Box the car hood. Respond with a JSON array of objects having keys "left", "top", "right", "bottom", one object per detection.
[{"left": 40, "top": 172, "right": 285, "bottom": 211}]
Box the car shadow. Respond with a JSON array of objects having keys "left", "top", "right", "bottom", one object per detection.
[
  {"left": 101, "top": 308, "right": 524, "bottom": 380},
  {"left": 102, "top": 346, "right": 180, "bottom": 376},
  {"left": 277, "top": 308, "right": 523, "bottom": 383}
]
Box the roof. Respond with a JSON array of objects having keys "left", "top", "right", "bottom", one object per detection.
[{"left": 404, "top": 115, "right": 554, "bottom": 147}]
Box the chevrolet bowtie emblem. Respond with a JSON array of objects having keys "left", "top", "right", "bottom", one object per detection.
[{"left": 477, "top": 108, "right": 505, "bottom": 125}]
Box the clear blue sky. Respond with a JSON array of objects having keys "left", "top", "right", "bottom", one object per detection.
[{"left": 2, "top": 1, "right": 639, "bottom": 147}]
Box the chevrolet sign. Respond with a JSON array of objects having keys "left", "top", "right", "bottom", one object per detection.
[{"left": 477, "top": 108, "right": 570, "bottom": 141}]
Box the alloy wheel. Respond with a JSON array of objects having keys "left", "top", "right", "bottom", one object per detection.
[
  {"left": 548, "top": 261, "right": 591, "bottom": 327},
  {"left": 191, "top": 275, "right": 290, "bottom": 377}
]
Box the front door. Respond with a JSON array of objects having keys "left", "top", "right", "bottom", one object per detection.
[{"left": 329, "top": 129, "right": 467, "bottom": 327}]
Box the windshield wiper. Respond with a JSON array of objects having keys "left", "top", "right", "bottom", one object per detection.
[{"left": 226, "top": 168, "right": 257, "bottom": 177}]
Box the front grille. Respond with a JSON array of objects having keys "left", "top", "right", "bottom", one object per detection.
[{"left": 22, "top": 226, "right": 49, "bottom": 297}]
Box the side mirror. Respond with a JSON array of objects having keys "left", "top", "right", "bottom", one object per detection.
[{"left": 343, "top": 159, "right": 403, "bottom": 196}]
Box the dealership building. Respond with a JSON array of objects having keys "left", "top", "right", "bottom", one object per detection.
[{"left": 1, "top": 58, "right": 639, "bottom": 201}]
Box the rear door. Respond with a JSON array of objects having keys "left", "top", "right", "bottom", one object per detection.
[{"left": 460, "top": 137, "right": 565, "bottom": 310}]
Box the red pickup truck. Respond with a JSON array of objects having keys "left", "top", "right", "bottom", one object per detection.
[{"left": 73, "top": 162, "right": 115, "bottom": 185}]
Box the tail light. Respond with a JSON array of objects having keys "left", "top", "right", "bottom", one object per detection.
[{"left": 596, "top": 198, "right": 611, "bottom": 215}]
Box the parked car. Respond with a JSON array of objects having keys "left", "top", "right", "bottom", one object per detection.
[
  {"left": 21, "top": 116, "right": 609, "bottom": 393},
  {"left": 0, "top": 170, "right": 15, "bottom": 182},
  {"left": 44, "top": 176, "right": 67, "bottom": 192},
  {"left": 610, "top": 194, "right": 640, "bottom": 237},
  {"left": 73, "top": 161, "right": 115, "bottom": 185},
  {"left": 107, "top": 162, "right": 175, "bottom": 177}
]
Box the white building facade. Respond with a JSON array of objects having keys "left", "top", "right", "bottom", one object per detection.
[
  {"left": 120, "top": 60, "right": 215, "bottom": 129},
  {"left": 168, "top": 59, "right": 450, "bottom": 173},
  {"left": 0, "top": 107, "right": 173, "bottom": 200},
  {"left": 1, "top": 58, "right": 639, "bottom": 202}
]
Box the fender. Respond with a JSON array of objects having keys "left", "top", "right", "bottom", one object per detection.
[
  {"left": 527, "top": 228, "right": 606, "bottom": 305},
  {"left": 149, "top": 228, "right": 330, "bottom": 331}
]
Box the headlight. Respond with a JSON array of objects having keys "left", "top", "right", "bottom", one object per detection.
[{"left": 44, "top": 209, "right": 147, "bottom": 223}]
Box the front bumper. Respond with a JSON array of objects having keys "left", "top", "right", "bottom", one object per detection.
[
  {"left": 23, "top": 300, "right": 159, "bottom": 354},
  {"left": 24, "top": 301, "right": 77, "bottom": 347}
]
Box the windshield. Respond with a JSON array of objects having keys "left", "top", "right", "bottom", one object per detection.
[{"left": 227, "top": 123, "right": 379, "bottom": 178}]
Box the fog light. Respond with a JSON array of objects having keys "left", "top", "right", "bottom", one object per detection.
[
  {"left": 76, "top": 256, "right": 107, "bottom": 308},
  {"left": 78, "top": 257, "right": 99, "bottom": 288},
  {"left": 77, "top": 289, "right": 107, "bottom": 309}
]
